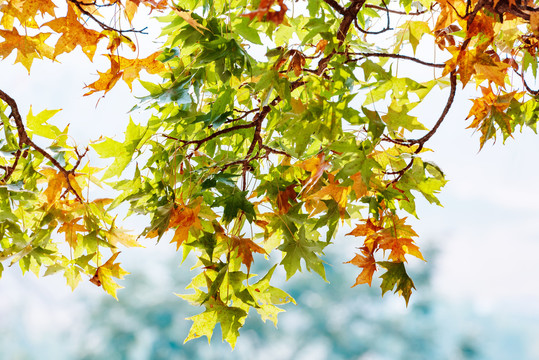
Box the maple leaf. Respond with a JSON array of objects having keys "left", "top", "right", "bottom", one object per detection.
[
  {"left": 242, "top": 0, "right": 288, "bottom": 25},
  {"left": 172, "top": 7, "right": 208, "bottom": 34},
  {"left": 278, "top": 226, "right": 326, "bottom": 279},
  {"left": 307, "top": 174, "right": 350, "bottom": 218},
  {"left": 184, "top": 299, "right": 247, "bottom": 348},
  {"left": 466, "top": 87, "right": 521, "bottom": 149},
  {"left": 57, "top": 217, "right": 85, "bottom": 248},
  {"left": 40, "top": 168, "right": 67, "bottom": 205},
  {"left": 378, "top": 261, "right": 415, "bottom": 305},
  {"left": 84, "top": 52, "right": 165, "bottom": 95},
  {"left": 0, "top": 28, "right": 54, "bottom": 71},
  {"left": 230, "top": 235, "right": 266, "bottom": 272},
  {"left": 350, "top": 171, "right": 369, "bottom": 200},
  {"left": 346, "top": 247, "right": 377, "bottom": 286},
  {"left": 44, "top": 5, "right": 104, "bottom": 60},
  {"left": 287, "top": 50, "right": 306, "bottom": 77},
  {"left": 276, "top": 184, "right": 297, "bottom": 214},
  {"left": 296, "top": 153, "right": 331, "bottom": 194},
  {"left": 168, "top": 203, "right": 202, "bottom": 250},
  {"left": 378, "top": 236, "right": 424, "bottom": 262},
  {"left": 90, "top": 252, "right": 129, "bottom": 300},
  {"left": 382, "top": 101, "right": 427, "bottom": 133},
  {"left": 105, "top": 224, "right": 142, "bottom": 248},
  {"left": 1, "top": 0, "right": 56, "bottom": 28}
]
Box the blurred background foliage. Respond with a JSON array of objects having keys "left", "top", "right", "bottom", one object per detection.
[{"left": 1, "top": 243, "right": 536, "bottom": 360}]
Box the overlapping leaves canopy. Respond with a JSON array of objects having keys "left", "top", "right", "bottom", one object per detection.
[{"left": 1, "top": 0, "right": 538, "bottom": 347}]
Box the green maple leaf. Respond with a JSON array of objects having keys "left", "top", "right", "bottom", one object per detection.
[
  {"left": 278, "top": 226, "right": 327, "bottom": 280},
  {"left": 213, "top": 191, "right": 255, "bottom": 224},
  {"left": 91, "top": 118, "right": 149, "bottom": 180},
  {"left": 184, "top": 299, "right": 247, "bottom": 348},
  {"left": 378, "top": 261, "right": 416, "bottom": 305},
  {"left": 382, "top": 101, "right": 427, "bottom": 133}
]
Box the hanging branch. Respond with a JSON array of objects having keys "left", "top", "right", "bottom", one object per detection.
[
  {"left": 0, "top": 89, "right": 85, "bottom": 202},
  {"left": 383, "top": 71, "right": 458, "bottom": 152}
]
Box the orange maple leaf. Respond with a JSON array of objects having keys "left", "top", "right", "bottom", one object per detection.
[
  {"left": 1, "top": 0, "right": 56, "bottom": 27},
  {"left": 296, "top": 152, "right": 331, "bottom": 194},
  {"left": 345, "top": 247, "right": 377, "bottom": 286},
  {"left": 230, "top": 235, "right": 266, "bottom": 272},
  {"left": 57, "top": 217, "right": 85, "bottom": 248},
  {"left": 84, "top": 52, "right": 165, "bottom": 95},
  {"left": 0, "top": 28, "right": 54, "bottom": 71},
  {"left": 168, "top": 203, "right": 202, "bottom": 250},
  {"left": 350, "top": 172, "right": 369, "bottom": 200},
  {"left": 307, "top": 174, "right": 350, "bottom": 218},
  {"left": 378, "top": 216, "right": 424, "bottom": 262},
  {"left": 44, "top": 5, "right": 104, "bottom": 60},
  {"left": 378, "top": 236, "right": 424, "bottom": 262}
]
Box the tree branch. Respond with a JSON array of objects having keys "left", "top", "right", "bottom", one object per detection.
[
  {"left": 383, "top": 71, "right": 457, "bottom": 152},
  {"left": 323, "top": 0, "right": 346, "bottom": 14},
  {"left": 346, "top": 52, "right": 445, "bottom": 68},
  {"left": 0, "top": 89, "right": 84, "bottom": 201}
]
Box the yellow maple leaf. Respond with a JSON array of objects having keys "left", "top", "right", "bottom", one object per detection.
[
  {"left": 1, "top": 0, "right": 56, "bottom": 28},
  {"left": 91, "top": 252, "right": 129, "bottom": 300},
  {"left": 0, "top": 28, "right": 54, "bottom": 72},
  {"left": 84, "top": 52, "right": 165, "bottom": 95},
  {"left": 105, "top": 225, "right": 143, "bottom": 248},
  {"left": 57, "top": 217, "right": 85, "bottom": 248},
  {"left": 40, "top": 168, "right": 66, "bottom": 205},
  {"left": 44, "top": 4, "right": 104, "bottom": 60}
]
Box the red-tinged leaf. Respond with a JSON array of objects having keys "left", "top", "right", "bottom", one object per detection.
[
  {"left": 347, "top": 218, "right": 383, "bottom": 237},
  {"left": 242, "top": 0, "right": 288, "bottom": 25},
  {"left": 378, "top": 236, "right": 424, "bottom": 262},
  {"left": 168, "top": 204, "right": 202, "bottom": 250},
  {"left": 307, "top": 174, "right": 350, "bottom": 218},
  {"left": 230, "top": 235, "right": 266, "bottom": 272},
  {"left": 346, "top": 247, "right": 377, "bottom": 286},
  {"left": 276, "top": 184, "right": 297, "bottom": 214},
  {"left": 467, "top": 13, "right": 494, "bottom": 39},
  {"left": 287, "top": 50, "right": 306, "bottom": 77}
]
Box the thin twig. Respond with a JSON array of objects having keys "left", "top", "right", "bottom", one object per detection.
[{"left": 346, "top": 52, "right": 445, "bottom": 68}]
